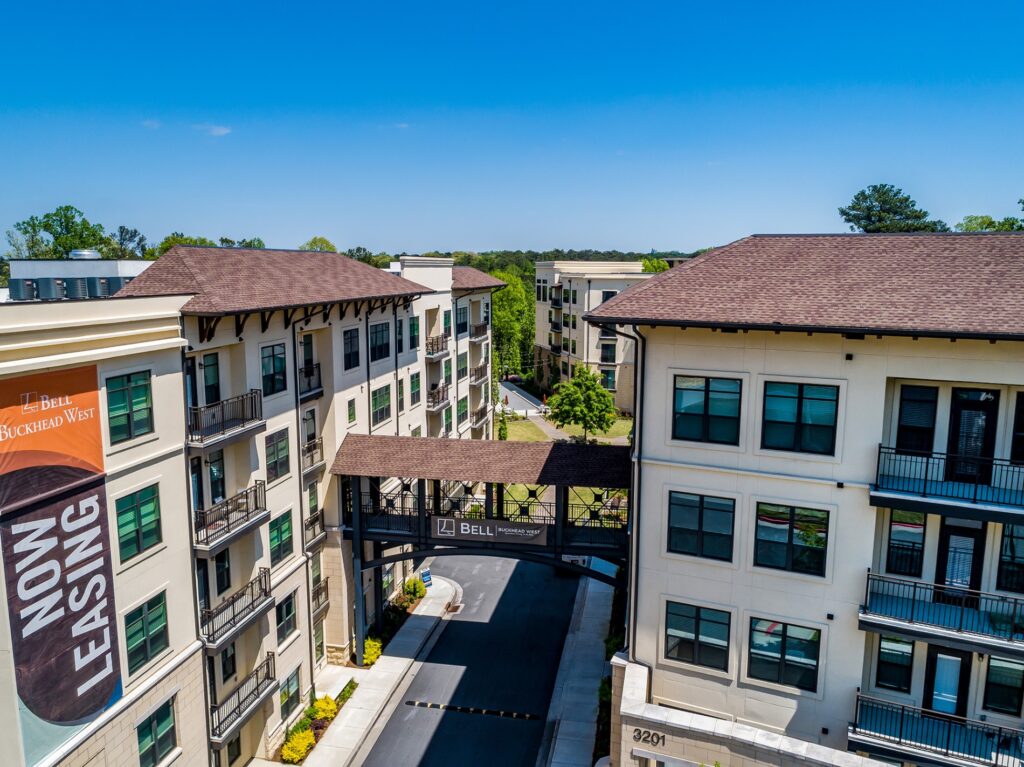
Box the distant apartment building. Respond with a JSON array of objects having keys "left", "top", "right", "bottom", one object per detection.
[
  {"left": 587, "top": 233, "right": 1024, "bottom": 767},
  {"left": 0, "top": 295, "right": 208, "bottom": 767},
  {"left": 533, "top": 261, "right": 652, "bottom": 413},
  {"left": 113, "top": 247, "right": 500, "bottom": 764}
]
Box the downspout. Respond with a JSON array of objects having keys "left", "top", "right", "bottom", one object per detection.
[
  {"left": 364, "top": 304, "right": 372, "bottom": 433},
  {"left": 628, "top": 324, "right": 646, "bottom": 662},
  {"left": 585, "top": 279, "right": 591, "bottom": 371},
  {"left": 291, "top": 318, "right": 318, "bottom": 696},
  {"left": 453, "top": 294, "right": 459, "bottom": 436},
  {"left": 393, "top": 300, "right": 400, "bottom": 436},
  {"left": 178, "top": 323, "right": 214, "bottom": 754}
]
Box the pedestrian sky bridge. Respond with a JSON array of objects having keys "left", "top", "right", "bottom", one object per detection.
[{"left": 331, "top": 434, "right": 631, "bottom": 662}]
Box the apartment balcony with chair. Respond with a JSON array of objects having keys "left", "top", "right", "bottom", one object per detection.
[
  {"left": 303, "top": 508, "right": 327, "bottom": 550},
  {"left": 200, "top": 568, "right": 273, "bottom": 653},
  {"left": 425, "top": 334, "right": 450, "bottom": 359},
  {"left": 471, "top": 405, "right": 490, "bottom": 428},
  {"left": 187, "top": 390, "right": 264, "bottom": 448},
  {"left": 861, "top": 571, "right": 1024, "bottom": 658},
  {"left": 470, "top": 322, "right": 488, "bottom": 342},
  {"left": 301, "top": 437, "right": 325, "bottom": 476},
  {"left": 298, "top": 363, "right": 323, "bottom": 402},
  {"left": 848, "top": 694, "right": 1024, "bottom": 767},
  {"left": 426, "top": 384, "right": 450, "bottom": 412},
  {"left": 209, "top": 652, "right": 278, "bottom": 747},
  {"left": 311, "top": 578, "right": 329, "bottom": 617},
  {"left": 194, "top": 481, "right": 269, "bottom": 557},
  {"left": 469, "top": 364, "right": 488, "bottom": 385},
  {"left": 872, "top": 445, "right": 1024, "bottom": 521}
]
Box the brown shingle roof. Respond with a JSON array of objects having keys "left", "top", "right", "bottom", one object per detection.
[
  {"left": 117, "top": 246, "right": 430, "bottom": 315},
  {"left": 451, "top": 266, "right": 506, "bottom": 292},
  {"left": 586, "top": 233, "right": 1024, "bottom": 339},
  {"left": 331, "top": 434, "right": 631, "bottom": 488}
]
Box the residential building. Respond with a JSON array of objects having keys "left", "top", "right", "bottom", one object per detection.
[
  {"left": 533, "top": 261, "right": 652, "bottom": 413},
  {"left": 0, "top": 295, "right": 208, "bottom": 767},
  {"left": 587, "top": 233, "right": 1024, "bottom": 767},
  {"left": 119, "top": 246, "right": 500, "bottom": 763}
]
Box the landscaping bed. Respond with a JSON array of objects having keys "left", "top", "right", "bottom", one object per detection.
[
  {"left": 360, "top": 577, "right": 427, "bottom": 667},
  {"left": 279, "top": 679, "right": 359, "bottom": 764}
]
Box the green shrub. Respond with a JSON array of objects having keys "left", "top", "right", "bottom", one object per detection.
[
  {"left": 363, "top": 637, "right": 382, "bottom": 666},
  {"left": 336, "top": 679, "right": 358, "bottom": 707},
  {"left": 281, "top": 729, "right": 315, "bottom": 764},
  {"left": 391, "top": 593, "right": 414, "bottom": 611},
  {"left": 404, "top": 578, "right": 427, "bottom": 599}
]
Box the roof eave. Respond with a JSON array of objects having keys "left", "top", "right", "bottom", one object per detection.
[{"left": 185, "top": 288, "right": 434, "bottom": 317}]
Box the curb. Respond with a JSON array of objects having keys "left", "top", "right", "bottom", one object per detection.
[{"left": 341, "top": 575, "right": 460, "bottom": 766}]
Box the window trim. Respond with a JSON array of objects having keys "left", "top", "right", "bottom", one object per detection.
[
  {"left": 106, "top": 369, "right": 154, "bottom": 445},
  {"left": 116, "top": 483, "right": 162, "bottom": 562},
  {"left": 125, "top": 591, "right": 170, "bottom": 675},
  {"left": 136, "top": 696, "right": 176, "bottom": 767},
  {"left": 371, "top": 384, "right": 391, "bottom": 426},
  {"left": 760, "top": 380, "right": 840, "bottom": 456},
  {"left": 265, "top": 429, "right": 290, "bottom": 483},
  {"left": 342, "top": 327, "right": 360, "bottom": 371},
  {"left": 875, "top": 635, "right": 914, "bottom": 693},
  {"left": 671, "top": 374, "right": 742, "bottom": 446},
  {"left": 666, "top": 490, "right": 735, "bottom": 562},
  {"left": 753, "top": 502, "right": 830, "bottom": 578},
  {"left": 664, "top": 600, "right": 731, "bottom": 672},
  {"left": 269, "top": 512, "right": 294, "bottom": 566},
  {"left": 886, "top": 510, "right": 926, "bottom": 578},
  {"left": 276, "top": 592, "right": 298, "bottom": 645},
  {"left": 260, "top": 343, "right": 288, "bottom": 397},
  {"left": 369, "top": 322, "right": 390, "bottom": 363},
  {"left": 983, "top": 656, "right": 1024, "bottom": 716},
  {"left": 746, "top": 616, "right": 822, "bottom": 693}
]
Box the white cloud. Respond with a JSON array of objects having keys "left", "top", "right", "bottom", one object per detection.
[
  {"left": 193, "top": 124, "right": 232, "bottom": 137},
  {"left": 393, "top": 122, "right": 410, "bottom": 129},
  {"left": 141, "top": 119, "right": 161, "bottom": 129}
]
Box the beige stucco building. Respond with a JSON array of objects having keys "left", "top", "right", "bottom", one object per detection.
[
  {"left": 588, "top": 233, "right": 1024, "bottom": 767},
  {"left": 534, "top": 261, "right": 652, "bottom": 413}
]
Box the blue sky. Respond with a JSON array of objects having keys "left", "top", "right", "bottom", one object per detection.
[{"left": 2, "top": 1, "right": 1023, "bottom": 253}]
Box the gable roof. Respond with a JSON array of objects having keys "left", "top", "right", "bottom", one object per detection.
[
  {"left": 451, "top": 266, "right": 506, "bottom": 292},
  {"left": 331, "top": 434, "right": 631, "bottom": 488},
  {"left": 117, "top": 246, "right": 430, "bottom": 315},
  {"left": 586, "top": 233, "right": 1024, "bottom": 340}
]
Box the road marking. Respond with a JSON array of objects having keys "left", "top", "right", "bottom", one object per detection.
[{"left": 405, "top": 700, "right": 540, "bottom": 720}]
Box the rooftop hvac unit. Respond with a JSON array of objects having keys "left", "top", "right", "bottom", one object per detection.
[
  {"left": 87, "top": 277, "right": 110, "bottom": 297},
  {"left": 107, "top": 277, "right": 125, "bottom": 294},
  {"left": 9, "top": 279, "right": 36, "bottom": 301},
  {"left": 64, "top": 278, "right": 89, "bottom": 299},
  {"left": 69, "top": 249, "right": 102, "bottom": 260},
  {"left": 36, "top": 278, "right": 63, "bottom": 301}
]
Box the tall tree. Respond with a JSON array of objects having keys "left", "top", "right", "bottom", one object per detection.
[
  {"left": 299, "top": 236, "right": 337, "bottom": 252},
  {"left": 955, "top": 199, "right": 1024, "bottom": 232},
  {"left": 219, "top": 236, "right": 265, "bottom": 248},
  {"left": 546, "top": 366, "right": 616, "bottom": 442},
  {"left": 105, "top": 226, "right": 148, "bottom": 259},
  {"left": 490, "top": 268, "right": 529, "bottom": 375},
  {"left": 839, "top": 184, "right": 948, "bottom": 232},
  {"left": 8, "top": 205, "right": 107, "bottom": 258},
  {"left": 146, "top": 232, "right": 218, "bottom": 258}
]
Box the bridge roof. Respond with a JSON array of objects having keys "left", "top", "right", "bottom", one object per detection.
[{"left": 331, "top": 434, "right": 631, "bottom": 489}]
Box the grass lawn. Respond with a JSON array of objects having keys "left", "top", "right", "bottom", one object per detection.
[
  {"left": 501, "top": 418, "right": 549, "bottom": 443},
  {"left": 555, "top": 417, "right": 633, "bottom": 439}
]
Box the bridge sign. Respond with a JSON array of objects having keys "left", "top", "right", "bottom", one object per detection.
[{"left": 432, "top": 516, "right": 548, "bottom": 546}]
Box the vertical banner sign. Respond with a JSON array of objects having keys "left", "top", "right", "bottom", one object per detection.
[{"left": 0, "top": 366, "right": 122, "bottom": 766}]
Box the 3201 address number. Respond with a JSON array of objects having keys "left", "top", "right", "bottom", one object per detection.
[{"left": 632, "top": 728, "right": 666, "bottom": 747}]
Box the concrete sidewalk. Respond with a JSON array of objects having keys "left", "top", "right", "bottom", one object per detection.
[
  {"left": 302, "top": 576, "right": 456, "bottom": 767},
  {"left": 536, "top": 558, "right": 616, "bottom": 767}
]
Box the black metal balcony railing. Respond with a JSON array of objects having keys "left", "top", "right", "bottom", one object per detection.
[
  {"left": 301, "top": 437, "right": 324, "bottom": 471},
  {"left": 470, "top": 322, "right": 488, "bottom": 339},
  {"left": 472, "top": 405, "right": 489, "bottom": 426},
  {"left": 886, "top": 539, "right": 925, "bottom": 577},
  {"left": 851, "top": 694, "right": 1024, "bottom": 766},
  {"left": 312, "top": 579, "right": 329, "bottom": 612},
  {"left": 875, "top": 445, "right": 1024, "bottom": 508},
  {"left": 427, "top": 385, "right": 450, "bottom": 410},
  {"left": 550, "top": 295, "right": 563, "bottom": 308},
  {"left": 298, "top": 363, "right": 322, "bottom": 395},
  {"left": 549, "top": 343, "right": 561, "bottom": 353},
  {"left": 195, "top": 482, "right": 267, "bottom": 548},
  {"left": 426, "top": 335, "right": 449, "bottom": 356},
  {"left": 863, "top": 572, "right": 1024, "bottom": 644},
  {"left": 200, "top": 568, "right": 271, "bottom": 644},
  {"left": 304, "top": 509, "right": 326, "bottom": 548},
  {"left": 210, "top": 653, "right": 276, "bottom": 740},
  {"left": 551, "top": 321, "right": 563, "bottom": 332},
  {"left": 469, "top": 364, "right": 488, "bottom": 384},
  {"left": 187, "top": 390, "right": 263, "bottom": 444}
]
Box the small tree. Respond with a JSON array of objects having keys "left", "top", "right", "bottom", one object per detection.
[
  {"left": 497, "top": 410, "right": 509, "bottom": 441},
  {"left": 547, "top": 366, "right": 615, "bottom": 442},
  {"left": 642, "top": 257, "right": 669, "bottom": 273},
  {"left": 839, "top": 183, "right": 948, "bottom": 233}
]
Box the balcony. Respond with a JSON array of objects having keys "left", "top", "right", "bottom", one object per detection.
[
  {"left": 200, "top": 568, "right": 273, "bottom": 653},
  {"left": 194, "top": 482, "right": 269, "bottom": 557},
  {"left": 298, "top": 363, "right": 323, "bottom": 402},
  {"left": 849, "top": 694, "right": 1024, "bottom": 767},
  {"left": 311, "top": 578, "right": 329, "bottom": 617},
  {"left": 209, "top": 653, "right": 278, "bottom": 747},
  {"left": 304, "top": 509, "right": 327, "bottom": 550},
  {"left": 425, "top": 335, "right": 450, "bottom": 359},
  {"left": 187, "top": 390, "right": 264, "bottom": 448},
  {"left": 551, "top": 321, "right": 563, "bottom": 333},
  {"left": 550, "top": 293, "right": 563, "bottom": 309},
  {"left": 469, "top": 364, "right": 488, "bottom": 385},
  {"left": 471, "top": 405, "right": 490, "bottom": 427},
  {"left": 872, "top": 445, "right": 1024, "bottom": 521},
  {"left": 549, "top": 343, "right": 561, "bottom": 354},
  {"left": 426, "top": 385, "right": 450, "bottom": 412},
  {"left": 470, "top": 323, "right": 488, "bottom": 342},
  {"left": 861, "top": 572, "right": 1024, "bottom": 657},
  {"left": 301, "top": 437, "right": 325, "bottom": 476}
]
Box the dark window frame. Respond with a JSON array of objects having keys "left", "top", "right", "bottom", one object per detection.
[
  {"left": 369, "top": 322, "right": 390, "bottom": 362},
  {"left": 280, "top": 667, "right": 300, "bottom": 718},
  {"left": 269, "top": 513, "right": 293, "bottom": 566},
  {"left": 998, "top": 524, "right": 1024, "bottom": 594},
  {"left": 409, "top": 316, "right": 420, "bottom": 349},
  {"left": 748, "top": 617, "right": 820, "bottom": 692},
  {"left": 984, "top": 657, "right": 1024, "bottom": 716},
  {"left": 753, "top": 502, "right": 829, "bottom": 577},
  {"left": 371, "top": 384, "right": 391, "bottom": 426},
  {"left": 410, "top": 373, "right": 421, "bottom": 405},
  {"left": 886, "top": 510, "right": 926, "bottom": 578},
  {"left": 260, "top": 343, "right": 287, "bottom": 396},
  {"left": 265, "top": 429, "right": 290, "bottom": 482},
  {"left": 116, "top": 483, "right": 162, "bottom": 562},
  {"left": 665, "top": 601, "right": 731, "bottom": 671},
  {"left": 895, "top": 385, "right": 939, "bottom": 454},
  {"left": 276, "top": 592, "right": 297, "bottom": 645},
  {"left": 875, "top": 635, "right": 914, "bottom": 692},
  {"left": 671, "top": 375, "right": 742, "bottom": 446},
  {"left": 107, "top": 370, "right": 154, "bottom": 444},
  {"left": 221, "top": 642, "right": 237, "bottom": 682},
  {"left": 137, "top": 697, "right": 176, "bottom": 767},
  {"left": 126, "top": 592, "right": 169, "bottom": 675},
  {"left": 214, "top": 549, "right": 231, "bottom": 595},
  {"left": 761, "top": 381, "right": 839, "bottom": 455},
  {"left": 1012, "top": 392, "right": 1024, "bottom": 465},
  {"left": 667, "top": 491, "right": 735, "bottom": 561},
  {"left": 343, "top": 328, "right": 360, "bottom": 370}
]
